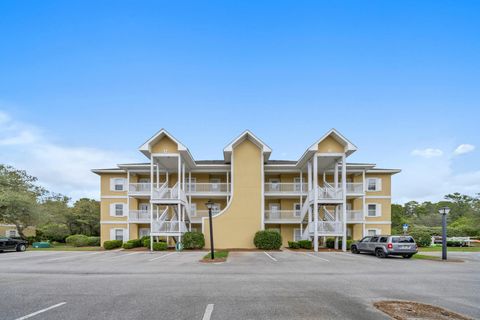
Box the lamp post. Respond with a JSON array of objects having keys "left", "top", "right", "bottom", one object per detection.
[
  {"left": 439, "top": 206, "right": 450, "bottom": 260},
  {"left": 205, "top": 200, "right": 215, "bottom": 260}
]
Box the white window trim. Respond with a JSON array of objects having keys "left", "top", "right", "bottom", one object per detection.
[
  {"left": 110, "top": 203, "right": 127, "bottom": 217},
  {"left": 190, "top": 203, "right": 197, "bottom": 217},
  {"left": 6, "top": 229, "right": 18, "bottom": 237},
  {"left": 367, "top": 203, "right": 382, "bottom": 217},
  {"left": 110, "top": 228, "right": 127, "bottom": 241},
  {"left": 366, "top": 178, "right": 382, "bottom": 192},
  {"left": 293, "top": 228, "right": 302, "bottom": 241},
  {"left": 366, "top": 228, "right": 382, "bottom": 236},
  {"left": 110, "top": 178, "right": 127, "bottom": 192},
  {"left": 293, "top": 203, "right": 301, "bottom": 217}
]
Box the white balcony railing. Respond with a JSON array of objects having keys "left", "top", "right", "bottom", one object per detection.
[
  {"left": 129, "top": 183, "right": 151, "bottom": 195},
  {"left": 190, "top": 209, "right": 221, "bottom": 222},
  {"left": 346, "top": 210, "right": 364, "bottom": 221},
  {"left": 128, "top": 210, "right": 150, "bottom": 222},
  {"left": 264, "top": 183, "right": 308, "bottom": 194},
  {"left": 151, "top": 220, "right": 187, "bottom": 234},
  {"left": 186, "top": 183, "right": 230, "bottom": 194},
  {"left": 309, "top": 221, "right": 343, "bottom": 235},
  {"left": 152, "top": 182, "right": 180, "bottom": 201},
  {"left": 346, "top": 183, "right": 364, "bottom": 194},
  {"left": 317, "top": 186, "right": 343, "bottom": 200},
  {"left": 264, "top": 210, "right": 301, "bottom": 222}
]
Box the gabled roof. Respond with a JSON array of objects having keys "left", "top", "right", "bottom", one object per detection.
[
  {"left": 223, "top": 130, "right": 272, "bottom": 162},
  {"left": 138, "top": 128, "right": 188, "bottom": 156}
]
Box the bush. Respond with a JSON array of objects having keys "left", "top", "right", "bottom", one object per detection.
[
  {"left": 409, "top": 229, "right": 432, "bottom": 247},
  {"left": 65, "top": 234, "right": 90, "bottom": 247},
  {"left": 103, "top": 240, "right": 123, "bottom": 250},
  {"left": 39, "top": 223, "right": 70, "bottom": 242},
  {"left": 143, "top": 238, "right": 151, "bottom": 248},
  {"left": 122, "top": 242, "right": 135, "bottom": 249},
  {"left": 297, "top": 240, "right": 312, "bottom": 249},
  {"left": 326, "top": 238, "right": 353, "bottom": 250},
  {"left": 122, "top": 239, "right": 143, "bottom": 249},
  {"left": 182, "top": 232, "right": 205, "bottom": 249},
  {"left": 87, "top": 236, "right": 100, "bottom": 246},
  {"left": 288, "top": 241, "right": 300, "bottom": 249},
  {"left": 152, "top": 242, "right": 168, "bottom": 251},
  {"left": 447, "top": 240, "right": 462, "bottom": 247},
  {"left": 253, "top": 230, "right": 282, "bottom": 250}
]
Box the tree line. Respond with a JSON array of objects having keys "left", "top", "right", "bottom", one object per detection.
[{"left": 0, "top": 164, "right": 99, "bottom": 242}]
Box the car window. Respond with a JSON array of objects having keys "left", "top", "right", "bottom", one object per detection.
[
  {"left": 371, "top": 236, "right": 379, "bottom": 242},
  {"left": 392, "top": 236, "right": 415, "bottom": 243},
  {"left": 379, "top": 237, "right": 388, "bottom": 243},
  {"left": 360, "top": 237, "right": 371, "bottom": 243}
]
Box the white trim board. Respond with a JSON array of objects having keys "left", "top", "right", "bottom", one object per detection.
[
  {"left": 364, "top": 221, "right": 391, "bottom": 225},
  {"left": 100, "top": 221, "right": 128, "bottom": 225},
  {"left": 101, "top": 196, "right": 128, "bottom": 199},
  {"left": 365, "top": 196, "right": 391, "bottom": 199}
]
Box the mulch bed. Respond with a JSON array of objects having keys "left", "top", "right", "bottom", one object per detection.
[
  {"left": 374, "top": 301, "right": 472, "bottom": 320},
  {"left": 199, "top": 258, "right": 227, "bottom": 263}
]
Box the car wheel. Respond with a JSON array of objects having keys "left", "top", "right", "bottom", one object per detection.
[
  {"left": 375, "top": 248, "right": 386, "bottom": 258},
  {"left": 403, "top": 254, "right": 413, "bottom": 259},
  {"left": 351, "top": 246, "right": 360, "bottom": 254},
  {"left": 16, "top": 244, "right": 26, "bottom": 252}
]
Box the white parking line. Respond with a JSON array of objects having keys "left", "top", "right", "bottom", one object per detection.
[
  {"left": 305, "top": 253, "right": 329, "bottom": 262},
  {"left": 109, "top": 252, "right": 141, "bottom": 259},
  {"left": 264, "top": 251, "right": 278, "bottom": 262},
  {"left": 45, "top": 252, "right": 102, "bottom": 262},
  {"left": 15, "top": 302, "right": 66, "bottom": 320},
  {"left": 148, "top": 252, "right": 176, "bottom": 261},
  {"left": 202, "top": 304, "right": 214, "bottom": 320}
]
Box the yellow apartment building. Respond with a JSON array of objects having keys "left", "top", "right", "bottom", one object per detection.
[{"left": 92, "top": 129, "right": 400, "bottom": 252}]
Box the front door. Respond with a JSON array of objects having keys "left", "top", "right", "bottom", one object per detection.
[{"left": 269, "top": 203, "right": 281, "bottom": 219}]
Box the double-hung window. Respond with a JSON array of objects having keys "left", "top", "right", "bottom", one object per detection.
[
  {"left": 115, "top": 229, "right": 124, "bottom": 241},
  {"left": 115, "top": 204, "right": 124, "bottom": 217},
  {"left": 112, "top": 178, "right": 125, "bottom": 191},
  {"left": 367, "top": 204, "right": 381, "bottom": 217},
  {"left": 366, "top": 178, "right": 381, "bottom": 192}
]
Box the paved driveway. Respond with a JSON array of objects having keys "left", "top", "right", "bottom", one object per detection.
[{"left": 0, "top": 250, "right": 479, "bottom": 320}]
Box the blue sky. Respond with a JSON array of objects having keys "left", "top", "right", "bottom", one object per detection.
[{"left": 0, "top": 1, "right": 478, "bottom": 203}]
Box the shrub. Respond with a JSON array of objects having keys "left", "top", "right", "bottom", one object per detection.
[
  {"left": 122, "top": 239, "right": 143, "bottom": 249},
  {"left": 65, "top": 234, "right": 90, "bottom": 247},
  {"left": 409, "top": 229, "right": 432, "bottom": 247},
  {"left": 182, "top": 232, "right": 205, "bottom": 249},
  {"left": 39, "top": 223, "right": 70, "bottom": 242},
  {"left": 447, "top": 240, "right": 462, "bottom": 247},
  {"left": 326, "top": 238, "right": 353, "bottom": 250},
  {"left": 103, "top": 240, "right": 123, "bottom": 250},
  {"left": 143, "top": 238, "right": 151, "bottom": 248},
  {"left": 122, "top": 242, "right": 135, "bottom": 249},
  {"left": 297, "top": 240, "right": 312, "bottom": 249},
  {"left": 152, "top": 242, "right": 168, "bottom": 251},
  {"left": 288, "top": 241, "right": 300, "bottom": 249},
  {"left": 87, "top": 236, "right": 100, "bottom": 246},
  {"left": 253, "top": 230, "right": 282, "bottom": 250}
]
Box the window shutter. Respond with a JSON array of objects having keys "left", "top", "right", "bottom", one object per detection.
[
  {"left": 123, "top": 178, "right": 128, "bottom": 190},
  {"left": 110, "top": 178, "right": 115, "bottom": 191},
  {"left": 110, "top": 228, "right": 115, "bottom": 240},
  {"left": 376, "top": 178, "right": 382, "bottom": 191},
  {"left": 109, "top": 203, "right": 115, "bottom": 217},
  {"left": 376, "top": 204, "right": 382, "bottom": 217},
  {"left": 123, "top": 228, "right": 128, "bottom": 241},
  {"left": 122, "top": 203, "right": 127, "bottom": 217}
]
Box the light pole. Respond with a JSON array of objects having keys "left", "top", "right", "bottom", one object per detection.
[
  {"left": 438, "top": 206, "right": 450, "bottom": 260},
  {"left": 205, "top": 200, "right": 215, "bottom": 260}
]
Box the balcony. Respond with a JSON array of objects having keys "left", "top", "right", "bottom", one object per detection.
[
  {"left": 151, "top": 221, "right": 187, "bottom": 234},
  {"left": 313, "top": 186, "right": 343, "bottom": 202},
  {"left": 186, "top": 183, "right": 230, "bottom": 196},
  {"left": 264, "top": 183, "right": 308, "bottom": 195},
  {"left": 190, "top": 209, "right": 221, "bottom": 223},
  {"left": 305, "top": 221, "right": 343, "bottom": 236},
  {"left": 128, "top": 183, "right": 151, "bottom": 195},
  {"left": 346, "top": 182, "right": 364, "bottom": 195},
  {"left": 264, "top": 210, "right": 302, "bottom": 223},
  {"left": 346, "top": 210, "right": 364, "bottom": 222},
  {"left": 128, "top": 210, "right": 150, "bottom": 222}
]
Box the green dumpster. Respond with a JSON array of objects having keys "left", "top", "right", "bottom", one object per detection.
[{"left": 32, "top": 242, "right": 51, "bottom": 248}]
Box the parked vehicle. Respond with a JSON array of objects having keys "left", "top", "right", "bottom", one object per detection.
[
  {"left": 0, "top": 237, "right": 28, "bottom": 253},
  {"left": 351, "top": 235, "right": 418, "bottom": 258}
]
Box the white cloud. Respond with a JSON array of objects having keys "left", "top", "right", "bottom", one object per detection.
[
  {"left": 411, "top": 148, "right": 443, "bottom": 158},
  {"left": 0, "top": 110, "right": 136, "bottom": 201},
  {"left": 454, "top": 144, "right": 475, "bottom": 155}
]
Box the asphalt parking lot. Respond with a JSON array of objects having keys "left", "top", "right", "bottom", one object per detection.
[{"left": 0, "top": 250, "right": 479, "bottom": 320}]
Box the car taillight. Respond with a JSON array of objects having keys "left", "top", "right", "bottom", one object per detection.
[{"left": 387, "top": 243, "right": 393, "bottom": 249}]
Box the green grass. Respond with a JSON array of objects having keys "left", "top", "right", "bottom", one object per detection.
[
  {"left": 412, "top": 254, "right": 442, "bottom": 261},
  {"left": 29, "top": 243, "right": 102, "bottom": 251},
  {"left": 203, "top": 250, "right": 229, "bottom": 260},
  {"left": 419, "top": 246, "right": 480, "bottom": 252}
]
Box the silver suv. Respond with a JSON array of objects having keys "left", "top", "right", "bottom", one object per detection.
[{"left": 351, "top": 235, "right": 418, "bottom": 258}]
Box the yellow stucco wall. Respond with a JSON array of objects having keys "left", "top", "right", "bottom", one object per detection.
[
  {"left": 100, "top": 198, "right": 128, "bottom": 222},
  {"left": 365, "top": 173, "right": 391, "bottom": 197},
  {"left": 0, "top": 225, "right": 36, "bottom": 238},
  {"left": 365, "top": 224, "right": 391, "bottom": 235},
  {"left": 100, "top": 173, "right": 128, "bottom": 196},
  {"left": 151, "top": 136, "right": 179, "bottom": 153},
  {"left": 100, "top": 223, "right": 127, "bottom": 245},
  {"left": 365, "top": 198, "right": 391, "bottom": 222},
  {"left": 318, "top": 135, "right": 345, "bottom": 153},
  {"left": 204, "top": 139, "right": 262, "bottom": 249}
]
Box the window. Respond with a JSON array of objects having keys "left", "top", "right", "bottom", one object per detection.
[
  {"left": 212, "top": 203, "right": 221, "bottom": 214},
  {"left": 293, "top": 203, "right": 301, "bottom": 217},
  {"left": 190, "top": 203, "right": 197, "bottom": 217},
  {"left": 379, "top": 237, "right": 388, "bottom": 243},
  {"left": 269, "top": 203, "right": 280, "bottom": 218},
  {"left": 113, "top": 178, "right": 125, "bottom": 191},
  {"left": 210, "top": 178, "right": 221, "bottom": 192},
  {"left": 294, "top": 177, "right": 302, "bottom": 191},
  {"left": 371, "top": 236, "right": 379, "bottom": 242},
  {"left": 367, "top": 229, "right": 378, "bottom": 236},
  {"left": 139, "top": 203, "right": 149, "bottom": 212},
  {"left": 360, "top": 237, "right": 372, "bottom": 243},
  {"left": 8, "top": 230, "right": 17, "bottom": 237},
  {"left": 115, "top": 204, "right": 124, "bottom": 216},
  {"left": 367, "top": 204, "right": 381, "bottom": 217},
  {"left": 269, "top": 178, "right": 280, "bottom": 191},
  {"left": 366, "top": 178, "right": 381, "bottom": 192},
  {"left": 139, "top": 228, "right": 150, "bottom": 238},
  {"left": 392, "top": 236, "right": 415, "bottom": 243},
  {"left": 115, "top": 229, "right": 124, "bottom": 241},
  {"left": 188, "top": 177, "right": 197, "bottom": 192},
  {"left": 294, "top": 229, "right": 302, "bottom": 241}
]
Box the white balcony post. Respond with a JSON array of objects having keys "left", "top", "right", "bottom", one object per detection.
[
  {"left": 334, "top": 160, "right": 339, "bottom": 189},
  {"left": 313, "top": 154, "right": 319, "bottom": 252},
  {"left": 150, "top": 157, "right": 154, "bottom": 198},
  {"left": 362, "top": 169, "right": 367, "bottom": 237},
  {"left": 226, "top": 171, "right": 229, "bottom": 202},
  {"left": 150, "top": 204, "right": 154, "bottom": 253},
  {"left": 156, "top": 164, "right": 160, "bottom": 189},
  {"left": 307, "top": 161, "right": 312, "bottom": 224},
  {"left": 182, "top": 162, "right": 185, "bottom": 191},
  {"left": 177, "top": 155, "right": 181, "bottom": 199},
  {"left": 178, "top": 203, "right": 181, "bottom": 243},
  {"left": 341, "top": 155, "right": 347, "bottom": 252}
]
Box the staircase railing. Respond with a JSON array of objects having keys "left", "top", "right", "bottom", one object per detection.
[{"left": 323, "top": 207, "right": 335, "bottom": 221}]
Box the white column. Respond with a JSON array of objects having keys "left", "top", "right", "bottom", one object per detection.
[
  {"left": 307, "top": 161, "right": 312, "bottom": 224},
  {"left": 150, "top": 157, "right": 154, "bottom": 252},
  {"left": 178, "top": 203, "right": 181, "bottom": 243},
  {"left": 127, "top": 170, "right": 130, "bottom": 241},
  {"left": 182, "top": 161, "right": 185, "bottom": 191},
  {"left": 226, "top": 171, "right": 229, "bottom": 202},
  {"left": 177, "top": 155, "right": 181, "bottom": 196},
  {"left": 341, "top": 155, "right": 347, "bottom": 252},
  {"left": 362, "top": 170, "right": 367, "bottom": 238},
  {"left": 334, "top": 160, "right": 339, "bottom": 189},
  {"left": 313, "top": 154, "right": 319, "bottom": 252}
]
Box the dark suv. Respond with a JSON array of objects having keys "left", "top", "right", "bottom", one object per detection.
[
  {"left": 351, "top": 235, "right": 418, "bottom": 258},
  {"left": 0, "top": 237, "right": 28, "bottom": 253}
]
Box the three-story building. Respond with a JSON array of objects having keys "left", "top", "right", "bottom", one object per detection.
[{"left": 92, "top": 129, "right": 399, "bottom": 252}]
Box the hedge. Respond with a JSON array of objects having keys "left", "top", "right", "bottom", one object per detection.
[
  {"left": 326, "top": 238, "right": 353, "bottom": 250},
  {"left": 87, "top": 236, "right": 100, "bottom": 246},
  {"left": 152, "top": 242, "right": 168, "bottom": 251},
  {"left": 103, "top": 240, "right": 123, "bottom": 250},
  {"left": 143, "top": 238, "right": 151, "bottom": 248},
  {"left": 122, "top": 239, "right": 143, "bottom": 249},
  {"left": 253, "top": 230, "right": 282, "bottom": 250},
  {"left": 408, "top": 229, "right": 432, "bottom": 247},
  {"left": 297, "top": 240, "right": 312, "bottom": 249},
  {"left": 182, "top": 232, "right": 205, "bottom": 249},
  {"left": 65, "top": 234, "right": 90, "bottom": 247},
  {"left": 288, "top": 241, "right": 300, "bottom": 249}
]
